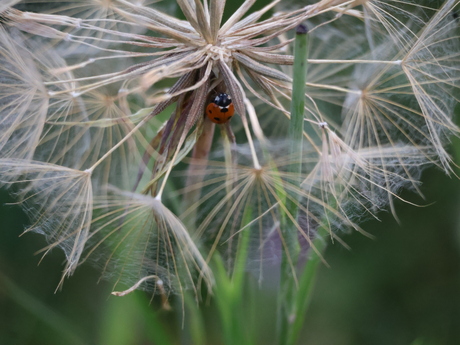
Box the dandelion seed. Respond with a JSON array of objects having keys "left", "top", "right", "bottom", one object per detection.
[
  {"left": 178, "top": 140, "right": 350, "bottom": 277},
  {"left": 0, "top": 27, "right": 48, "bottom": 160},
  {"left": 0, "top": 159, "right": 93, "bottom": 282},
  {"left": 400, "top": 0, "right": 460, "bottom": 172},
  {"left": 87, "top": 186, "right": 212, "bottom": 296}
]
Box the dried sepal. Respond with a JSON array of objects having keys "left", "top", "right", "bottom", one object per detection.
[
  {"left": 209, "top": 0, "right": 226, "bottom": 41},
  {"left": 218, "top": 60, "right": 246, "bottom": 115}
]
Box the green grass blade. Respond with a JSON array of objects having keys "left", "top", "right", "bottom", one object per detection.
[{"left": 287, "top": 226, "right": 329, "bottom": 345}]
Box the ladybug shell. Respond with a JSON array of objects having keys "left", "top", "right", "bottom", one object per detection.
[{"left": 206, "top": 102, "right": 235, "bottom": 124}]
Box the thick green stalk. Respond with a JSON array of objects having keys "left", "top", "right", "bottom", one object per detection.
[
  {"left": 288, "top": 24, "right": 308, "bottom": 180},
  {"left": 277, "top": 24, "right": 309, "bottom": 345}
]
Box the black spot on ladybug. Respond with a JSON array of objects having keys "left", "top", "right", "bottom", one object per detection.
[
  {"left": 208, "top": 109, "right": 212, "bottom": 113},
  {"left": 221, "top": 108, "right": 229, "bottom": 113},
  {"left": 213, "top": 117, "right": 221, "bottom": 122}
]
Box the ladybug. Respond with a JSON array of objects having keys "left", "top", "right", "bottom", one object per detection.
[{"left": 206, "top": 93, "right": 235, "bottom": 124}]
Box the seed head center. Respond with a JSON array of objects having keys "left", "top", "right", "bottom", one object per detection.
[{"left": 205, "top": 44, "right": 233, "bottom": 64}]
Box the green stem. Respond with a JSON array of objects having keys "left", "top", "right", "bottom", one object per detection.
[{"left": 277, "top": 24, "right": 309, "bottom": 345}]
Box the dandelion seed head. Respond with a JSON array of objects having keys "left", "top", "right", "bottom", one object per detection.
[{"left": 1, "top": 0, "right": 459, "bottom": 295}]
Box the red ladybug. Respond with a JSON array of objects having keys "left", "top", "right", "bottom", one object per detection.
[{"left": 206, "top": 93, "right": 235, "bottom": 124}]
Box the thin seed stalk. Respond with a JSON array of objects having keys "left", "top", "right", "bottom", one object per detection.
[
  {"left": 277, "top": 24, "right": 309, "bottom": 345},
  {"left": 183, "top": 118, "right": 215, "bottom": 231}
]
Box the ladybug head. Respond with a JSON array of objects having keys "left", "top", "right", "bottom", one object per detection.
[{"left": 213, "top": 93, "right": 232, "bottom": 107}]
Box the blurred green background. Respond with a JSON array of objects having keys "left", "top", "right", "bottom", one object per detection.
[{"left": 1, "top": 144, "right": 459, "bottom": 345}]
